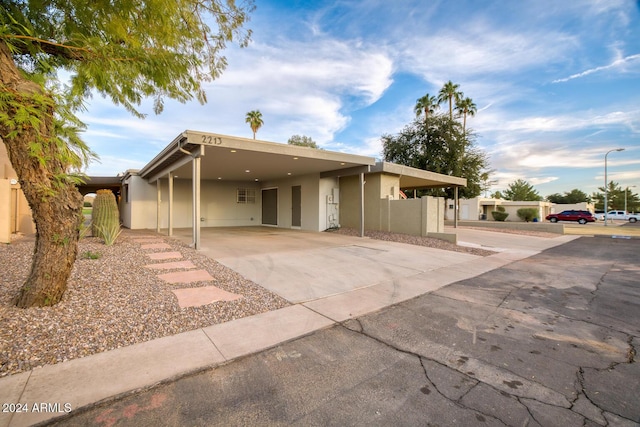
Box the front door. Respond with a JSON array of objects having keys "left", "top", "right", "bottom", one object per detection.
[
  {"left": 262, "top": 188, "right": 278, "bottom": 226},
  {"left": 292, "top": 185, "right": 301, "bottom": 227}
]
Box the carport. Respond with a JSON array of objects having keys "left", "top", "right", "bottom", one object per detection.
[
  {"left": 125, "top": 131, "right": 466, "bottom": 248},
  {"left": 136, "top": 131, "right": 375, "bottom": 248}
]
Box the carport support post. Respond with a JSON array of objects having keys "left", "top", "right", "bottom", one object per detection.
[
  {"left": 454, "top": 186, "right": 459, "bottom": 228},
  {"left": 359, "top": 172, "right": 365, "bottom": 237},
  {"left": 156, "top": 180, "right": 161, "bottom": 233},
  {"left": 192, "top": 155, "right": 201, "bottom": 249},
  {"left": 168, "top": 171, "right": 174, "bottom": 236}
]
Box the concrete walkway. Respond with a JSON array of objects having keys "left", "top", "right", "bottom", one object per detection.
[{"left": 0, "top": 228, "right": 578, "bottom": 426}]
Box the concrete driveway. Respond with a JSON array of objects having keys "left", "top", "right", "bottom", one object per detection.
[
  {"left": 170, "top": 227, "right": 576, "bottom": 307},
  {"left": 171, "top": 227, "right": 484, "bottom": 303}
]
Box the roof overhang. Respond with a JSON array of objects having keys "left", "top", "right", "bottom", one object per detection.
[
  {"left": 138, "top": 131, "right": 376, "bottom": 183},
  {"left": 369, "top": 162, "right": 467, "bottom": 189},
  {"left": 77, "top": 176, "right": 123, "bottom": 195}
]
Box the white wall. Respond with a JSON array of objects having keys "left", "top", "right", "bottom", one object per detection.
[
  {"left": 121, "top": 175, "right": 158, "bottom": 229},
  {"left": 156, "top": 179, "right": 263, "bottom": 229},
  {"left": 551, "top": 202, "right": 595, "bottom": 214}
]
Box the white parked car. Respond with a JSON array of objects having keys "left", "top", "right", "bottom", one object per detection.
[{"left": 598, "top": 210, "right": 639, "bottom": 223}]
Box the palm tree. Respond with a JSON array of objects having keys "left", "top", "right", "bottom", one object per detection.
[
  {"left": 455, "top": 97, "right": 477, "bottom": 134},
  {"left": 437, "top": 81, "right": 462, "bottom": 120},
  {"left": 245, "top": 110, "right": 263, "bottom": 139},
  {"left": 414, "top": 93, "right": 438, "bottom": 121}
]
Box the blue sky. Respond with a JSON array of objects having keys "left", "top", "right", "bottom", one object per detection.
[{"left": 81, "top": 0, "right": 640, "bottom": 198}]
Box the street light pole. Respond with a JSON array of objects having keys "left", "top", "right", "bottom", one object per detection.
[{"left": 604, "top": 148, "right": 625, "bottom": 226}]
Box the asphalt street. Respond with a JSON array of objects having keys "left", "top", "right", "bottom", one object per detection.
[{"left": 47, "top": 235, "right": 639, "bottom": 427}]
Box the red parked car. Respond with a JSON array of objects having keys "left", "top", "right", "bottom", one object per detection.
[{"left": 545, "top": 210, "right": 595, "bottom": 225}]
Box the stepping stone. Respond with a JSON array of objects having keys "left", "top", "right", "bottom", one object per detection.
[
  {"left": 141, "top": 243, "right": 172, "bottom": 250},
  {"left": 132, "top": 238, "right": 164, "bottom": 243},
  {"left": 172, "top": 286, "right": 243, "bottom": 308},
  {"left": 147, "top": 251, "right": 183, "bottom": 260},
  {"left": 158, "top": 269, "right": 213, "bottom": 284},
  {"left": 145, "top": 260, "right": 196, "bottom": 270}
]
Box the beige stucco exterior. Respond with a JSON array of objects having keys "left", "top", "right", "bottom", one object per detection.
[
  {"left": 338, "top": 172, "right": 446, "bottom": 237},
  {"left": 1, "top": 143, "right": 35, "bottom": 242},
  {"left": 122, "top": 170, "right": 341, "bottom": 233},
  {"left": 550, "top": 202, "right": 595, "bottom": 214},
  {"left": 450, "top": 197, "right": 553, "bottom": 222}
]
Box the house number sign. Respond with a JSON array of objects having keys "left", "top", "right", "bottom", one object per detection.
[{"left": 201, "top": 135, "right": 223, "bottom": 145}]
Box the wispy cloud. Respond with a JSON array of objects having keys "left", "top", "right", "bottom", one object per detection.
[{"left": 553, "top": 53, "right": 640, "bottom": 83}]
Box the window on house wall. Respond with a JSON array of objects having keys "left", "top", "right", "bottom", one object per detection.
[
  {"left": 237, "top": 188, "right": 256, "bottom": 204},
  {"left": 124, "top": 184, "right": 129, "bottom": 203}
]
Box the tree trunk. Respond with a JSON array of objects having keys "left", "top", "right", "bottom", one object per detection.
[{"left": 0, "top": 41, "right": 83, "bottom": 307}]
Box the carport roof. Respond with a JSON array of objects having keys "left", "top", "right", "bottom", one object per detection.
[
  {"left": 369, "top": 162, "right": 467, "bottom": 189},
  {"left": 138, "top": 130, "right": 376, "bottom": 183},
  {"left": 136, "top": 130, "right": 465, "bottom": 189}
]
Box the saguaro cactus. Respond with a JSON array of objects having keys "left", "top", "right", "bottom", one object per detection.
[{"left": 92, "top": 189, "right": 120, "bottom": 244}]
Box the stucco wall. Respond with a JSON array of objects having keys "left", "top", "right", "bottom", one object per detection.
[
  {"left": 551, "top": 202, "right": 595, "bottom": 214},
  {"left": 448, "top": 198, "right": 554, "bottom": 222},
  {"left": 377, "top": 196, "right": 444, "bottom": 236},
  {"left": 1, "top": 144, "right": 36, "bottom": 236},
  {"left": 125, "top": 173, "right": 331, "bottom": 231},
  {"left": 338, "top": 172, "right": 445, "bottom": 236},
  {"left": 0, "top": 179, "right": 10, "bottom": 243},
  {"left": 338, "top": 175, "right": 360, "bottom": 230},
  {"left": 122, "top": 175, "right": 159, "bottom": 229}
]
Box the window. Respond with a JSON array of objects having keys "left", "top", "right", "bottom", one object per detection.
[{"left": 237, "top": 188, "right": 256, "bottom": 204}]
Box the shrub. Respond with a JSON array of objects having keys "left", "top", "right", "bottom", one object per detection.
[
  {"left": 83, "top": 201, "right": 93, "bottom": 207},
  {"left": 491, "top": 211, "right": 509, "bottom": 221},
  {"left": 517, "top": 208, "right": 539, "bottom": 222},
  {"left": 98, "top": 222, "right": 123, "bottom": 246}
]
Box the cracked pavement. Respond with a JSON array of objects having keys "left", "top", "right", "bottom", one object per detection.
[{"left": 48, "top": 236, "right": 639, "bottom": 426}]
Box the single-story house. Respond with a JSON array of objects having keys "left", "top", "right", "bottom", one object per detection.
[
  {"left": 447, "top": 197, "right": 554, "bottom": 222},
  {"left": 121, "top": 131, "right": 467, "bottom": 247}
]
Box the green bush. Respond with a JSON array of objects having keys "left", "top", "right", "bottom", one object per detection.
[
  {"left": 491, "top": 211, "right": 509, "bottom": 221},
  {"left": 517, "top": 208, "right": 539, "bottom": 222},
  {"left": 83, "top": 201, "right": 93, "bottom": 207},
  {"left": 98, "top": 222, "right": 123, "bottom": 246},
  {"left": 496, "top": 206, "right": 506, "bottom": 212}
]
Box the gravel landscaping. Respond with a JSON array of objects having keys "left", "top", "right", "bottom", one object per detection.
[
  {"left": 0, "top": 230, "right": 289, "bottom": 378},
  {"left": 0, "top": 226, "right": 502, "bottom": 378}
]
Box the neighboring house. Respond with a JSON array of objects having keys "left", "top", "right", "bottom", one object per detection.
[
  {"left": 0, "top": 143, "right": 35, "bottom": 243},
  {"left": 447, "top": 197, "right": 553, "bottom": 222},
  {"left": 549, "top": 202, "right": 595, "bottom": 214},
  {"left": 122, "top": 131, "right": 467, "bottom": 248}
]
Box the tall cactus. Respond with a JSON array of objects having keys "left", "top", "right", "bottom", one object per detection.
[{"left": 92, "top": 189, "right": 120, "bottom": 243}]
